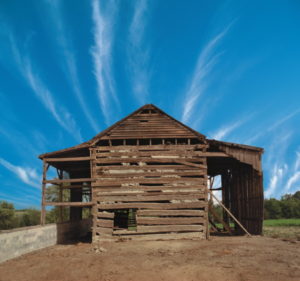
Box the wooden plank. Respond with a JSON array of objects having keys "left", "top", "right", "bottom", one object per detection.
[
  {"left": 93, "top": 185, "right": 207, "bottom": 192},
  {"left": 44, "top": 202, "right": 94, "bottom": 207},
  {"left": 113, "top": 232, "right": 204, "bottom": 241},
  {"left": 94, "top": 158, "right": 205, "bottom": 164},
  {"left": 96, "top": 219, "right": 114, "bottom": 228},
  {"left": 94, "top": 227, "right": 113, "bottom": 235},
  {"left": 95, "top": 164, "right": 207, "bottom": 171},
  {"left": 96, "top": 194, "right": 205, "bottom": 202},
  {"left": 44, "top": 157, "right": 91, "bottom": 162},
  {"left": 97, "top": 201, "right": 206, "bottom": 210},
  {"left": 96, "top": 171, "right": 206, "bottom": 178},
  {"left": 94, "top": 178, "right": 206, "bottom": 185},
  {"left": 136, "top": 217, "right": 204, "bottom": 225},
  {"left": 61, "top": 185, "right": 91, "bottom": 189},
  {"left": 137, "top": 210, "right": 205, "bottom": 217},
  {"left": 97, "top": 211, "right": 114, "bottom": 219},
  {"left": 95, "top": 151, "right": 206, "bottom": 157},
  {"left": 95, "top": 144, "right": 205, "bottom": 151},
  {"left": 96, "top": 191, "right": 205, "bottom": 197},
  {"left": 130, "top": 224, "right": 204, "bottom": 234},
  {"left": 45, "top": 178, "right": 95, "bottom": 184}
]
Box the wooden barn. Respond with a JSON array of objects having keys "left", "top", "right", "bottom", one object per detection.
[{"left": 39, "top": 104, "right": 264, "bottom": 242}]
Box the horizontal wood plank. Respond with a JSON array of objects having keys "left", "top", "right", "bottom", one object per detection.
[
  {"left": 44, "top": 202, "right": 93, "bottom": 207},
  {"left": 136, "top": 217, "right": 204, "bottom": 225},
  {"left": 97, "top": 201, "right": 206, "bottom": 210},
  {"left": 96, "top": 194, "right": 206, "bottom": 202},
  {"left": 96, "top": 219, "right": 114, "bottom": 228},
  {"left": 113, "top": 232, "right": 204, "bottom": 241},
  {"left": 97, "top": 212, "right": 114, "bottom": 219},
  {"left": 44, "top": 157, "right": 91, "bottom": 162},
  {"left": 137, "top": 210, "right": 205, "bottom": 217}
]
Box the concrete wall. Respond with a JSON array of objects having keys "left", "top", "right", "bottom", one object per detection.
[{"left": 0, "top": 219, "right": 92, "bottom": 263}]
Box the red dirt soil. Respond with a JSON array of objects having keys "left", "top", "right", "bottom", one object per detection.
[{"left": 0, "top": 236, "right": 299, "bottom": 281}]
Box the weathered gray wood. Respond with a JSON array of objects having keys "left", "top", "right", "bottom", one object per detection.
[
  {"left": 96, "top": 194, "right": 206, "bottom": 202},
  {"left": 93, "top": 185, "right": 207, "bottom": 192},
  {"left": 97, "top": 212, "right": 114, "bottom": 219},
  {"left": 96, "top": 171, "right": 206, "bottom": 178},
  {"left": 96, "top": 191, "right": 205, "bottom": 197},
  {"left": 44, "top": 157, "right": 91, "bottom": 162},
  {"left": 96, "top": 219, "right": 114, "bottom": 228},
  {"left": 137, "top": 209, "right": 205, "bottom": 217},
  {"left": 44, "top": 202, "right": 93, "bottom": 207},
  {"left": 94, "top": 178, "right": 206, "bottom": 185},
  {"left": 136, "top": 217, "right": 204, "bottom": 225},
  {"left": 135, "top": 224, "right": 204, "bottom": 233},
  {"left": 113, "top": 232, "right": 204, "bottom": 241},
  {"left": 97, "top": 201, "right": 206, "bottom": 210},
  {"left": 94, "top": 227, "right": 113, "bottom": 235},
  {"left": 45, "top": 178, "right": 95, "bottom": 184}
]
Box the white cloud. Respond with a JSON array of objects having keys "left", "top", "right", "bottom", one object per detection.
[
  {"left": 210, "top": 118, "right": 246, "bottom": 140},
  {"left": 90, "top": 0, "right": 120, "bottom": 125},
  {"left": 0, "top": 158, "right": 40, "bottom": 189},
  {"left": 295, "top": 151, "right": 300, "bottom": 172},
  {"left": 45, "top": 0, "right": 100, "bottom": 132},
  {"left": 246, "top": 108, "right": 300, "bottom": 144},
  {"left": 284, "top": 171, "right": 300, "bottom": 193},
  {"left": 182, "top": 24, "right": 232, "bottom": 123},
  {"left": 24, "top": 59, "right": 83, "bottom": 142},
  {"left": 128, "top": 0, "right": 149, "bottom": 104},
  {"left": 9, "top": 33, "right": 83, "bottom": 142},
  {"left": 265, "top": 164, "right": 288, "bottom": 198}
]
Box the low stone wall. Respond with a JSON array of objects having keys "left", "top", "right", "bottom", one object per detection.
[{"left": 0, "top": 219, "right": 92, "bottom": 263}]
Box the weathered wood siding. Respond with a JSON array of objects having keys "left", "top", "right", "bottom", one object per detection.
[{"left": 91, "top": 143, "right": 208, "bottom": 241}]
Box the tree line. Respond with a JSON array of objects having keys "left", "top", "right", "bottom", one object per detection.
[
  {"left": 264, "top": 191, "right": 300, "bottom": 219},
  {"left": 0, "top": 190, "right": 299, "bottom": 231}
]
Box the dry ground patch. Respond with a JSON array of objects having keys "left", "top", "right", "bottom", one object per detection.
[{"left": 0, "top": 236, "right": 299, "bottom": 281}]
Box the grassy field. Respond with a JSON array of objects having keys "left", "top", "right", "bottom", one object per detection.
[
  {"left": 264, "top": 219, "right": 300, "bottom": 227},
  {"left": 263, "top": 218, "right": 300, "bottom": 240}
]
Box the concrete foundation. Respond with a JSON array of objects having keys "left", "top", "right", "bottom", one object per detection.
[{"left": 0, "top": 219, "right": 92, "bottom": 263}]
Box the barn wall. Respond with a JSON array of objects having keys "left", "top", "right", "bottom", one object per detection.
[{"left": 90, "top": 144, "right": 208, "bottom": 242}]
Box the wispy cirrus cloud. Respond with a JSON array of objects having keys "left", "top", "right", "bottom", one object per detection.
[
  {"left": 45, "top": 0, "right": 100, "bottom": 132},
  {"left": 0, "top": 158, "right": 40, "bottom": 189},
  {"left": 182, "top": 24, "right": 232, "bottom": 124},
  {"left": 128, "top": 0, "right": 149, "bottom": 104},
  {"left": 264, "top": 132, "right": 292, "bottom": 198},
  {"left": 90, "top": 0, "right": 120, "bottom": 125},
  {"left": 9, "top": 34, "right": 83, "bottom": 142},
  {"left": 265, "top": 164, "right": 288, "bottom": 198},
  {"left": 283, "top": 150, "right": 300, "bottom": 194},
  {"left": 246, "top": 108, "right": 300, "bottom": 144},
  {"left": 209, "top": 116, "right": 251, "bottom": 140}
]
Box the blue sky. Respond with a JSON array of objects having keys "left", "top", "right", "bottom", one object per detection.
[{"left": 0, "top": 0, "right": 300, "bottom": 209}]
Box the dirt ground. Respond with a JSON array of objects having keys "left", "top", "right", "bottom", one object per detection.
[{"left": 0, "top": 236, "right": 299, "bottom": 281}]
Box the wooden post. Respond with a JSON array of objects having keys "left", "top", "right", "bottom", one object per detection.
[
  {"left": 40, "top": 160, "right": 49, "bottom": 225},
  {"left": 57, "top": 169, "right": 63, "bottom": 223}
]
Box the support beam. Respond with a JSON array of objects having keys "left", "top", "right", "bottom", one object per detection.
[
  {"left": 209, "top": 191, "right": 251, "bottom": 237},
  {"left": 40, "top": 160, "right": 49, "bottom": 225},
  {"left": 44, "top": 157, "right": 91, "bottom": 162},
  {"left": 44, "top": 202, "right": 93, "bottom": 207}
]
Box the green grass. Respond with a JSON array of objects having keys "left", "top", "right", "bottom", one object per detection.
[
  {"left": 263, "top": 219, "right": 300, "bottom": 240},
  {"left": 263, "top": 219, "right": 300, "bottom": 227}
]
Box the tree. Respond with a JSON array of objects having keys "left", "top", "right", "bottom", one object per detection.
[
  {"left": 18, "top": 209, "right": 40, "bottom": 227},
  {"left": 0, "top": 201, "right": 17, "bottom": 230},
  {"left": 264, "top": 198, "right": 282, "bottom": 219}
]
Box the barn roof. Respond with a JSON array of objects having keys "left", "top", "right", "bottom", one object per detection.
[{"left": 39, "top": 104, "right": 263, "bottom": 167}]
